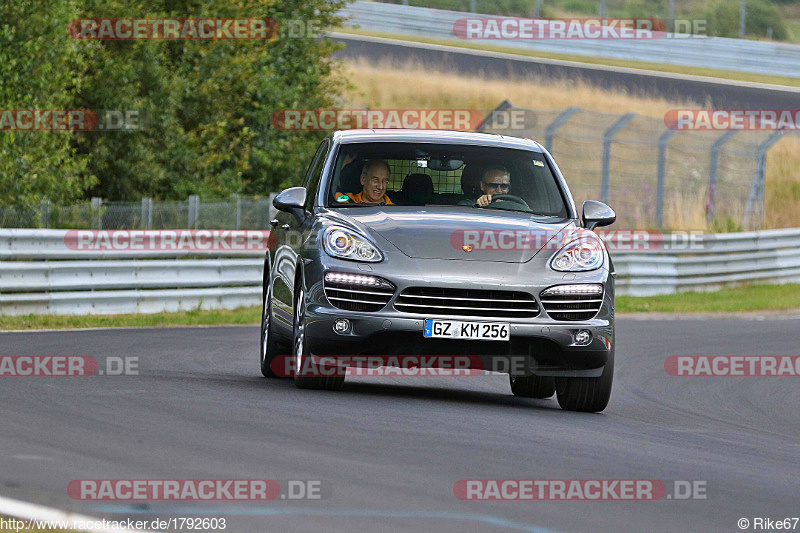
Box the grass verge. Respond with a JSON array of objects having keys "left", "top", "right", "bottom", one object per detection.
[
  {"left": 0, "top": 306, "right": 261, "bottom": 331},
  {"left": 1, "top": 284, "right": 800, "bottom": 331},
  {"left": 617, "top": 283, "right": 800, "bottom": 314}
]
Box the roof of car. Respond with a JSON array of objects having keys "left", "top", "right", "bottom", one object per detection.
[{"left": 333, "top": 129, "right": 544, "bottom": 152}]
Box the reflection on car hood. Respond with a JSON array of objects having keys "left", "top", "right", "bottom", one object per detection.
[{"left": 328, "top": 206, "right": 574, "bottom": 263}]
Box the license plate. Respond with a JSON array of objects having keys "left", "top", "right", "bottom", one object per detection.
[{"left": 423, "top": 319, "right": 510, "bottom": 341}]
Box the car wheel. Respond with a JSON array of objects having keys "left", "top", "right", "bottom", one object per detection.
[
  {"left": 509, "top": 374, "right": 555, "bottom": 399},
  {"left": 259, "top": 281, "right": 281, "bottom": 378},
  {"left": 292, "top": 283, "right": 345, "bottom": 391},
  {"left": 555, "top": 349, "right": 614, "bottom": 413}
]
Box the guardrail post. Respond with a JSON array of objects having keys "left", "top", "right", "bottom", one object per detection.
[
  {"left": 707, "top": 131, "right": 737, "bottom": 225},
  {"left": 601, "top": 113, "right": 636, "bottom": 205},
  {"left": 141, "top": 198, "right": 153, "bottom": 229},
  {"left": 188, "top": 195, "right": 199, "bottom": 229},
  {"left": 91, "top": 197, "right": 103, "bottom": 229},
  {"left": 544, "top": 106, "right": 580, "bottom": 154},
  {"left": 656, "top": 128, "right": 677, "bottom": 230},
  {"left": 232, "top": 193, "right": 241, "bottom": 230},
  {"left": 40, "top": 200, "right": 50, "bottom": 228},
  {"left": 744, "top": 131, "right": 786, "bottom": 229}
]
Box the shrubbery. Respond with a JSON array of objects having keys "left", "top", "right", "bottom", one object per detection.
[
  {"left": 0, "top": 0, "right": 346, "bottom": 208},
  {"left": 704, "top": 0, "right": 787, "bottom": 40}
]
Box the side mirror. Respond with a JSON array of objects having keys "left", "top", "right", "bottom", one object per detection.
[
  {"left": 273, "top": 187, "right": 307, "bottom": 223},
  {"left": 582, "top": 200, "right": 616, "bottom": 230}
]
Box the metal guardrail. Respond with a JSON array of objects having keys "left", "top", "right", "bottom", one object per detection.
[
  {"left": 0, "top": 229, "right": 267, "bottom": 259},
  {"left": 2, "top": 228, "right": 800, "bottom": 315},
  {"left": 0, "top": 230, "right": 265, "bottom": 316},
  {"left": 0, "top": 260, "right": 263, "bottom": 292},
  {"left": 612, "top": 228, "right": 800, "bottom": 295},
  {"left": 340, "top": 1, "right": 800, "bottom": 79}
]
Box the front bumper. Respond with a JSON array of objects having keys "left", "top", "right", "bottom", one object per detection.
[{"left": 303, "top": 257, "right": 615, "bottom": 378}]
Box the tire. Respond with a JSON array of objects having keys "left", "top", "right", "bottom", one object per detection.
[
  {"left": 259, "top": 281, "right": 280, "bottom": 378},
  {"left": 292, "top": 282, "right": 345, "bottom": 391},
  {"left": 509, "top": 374, "right": 555, "bottom": 399},
  {"left": 555, "top": 349, "right": 614, "bottom": 413}
]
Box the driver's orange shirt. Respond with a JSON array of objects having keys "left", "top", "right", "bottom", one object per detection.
[{"left": 335, "top": 191, "right": 394, "bottom": 204}]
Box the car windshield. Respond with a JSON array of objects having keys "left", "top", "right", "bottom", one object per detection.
[{"left": 326, "top": 142, "right": 569, "bottom": 217}]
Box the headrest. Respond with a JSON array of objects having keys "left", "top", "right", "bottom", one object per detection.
[
  {"left": 460, "top": 162, "right": 484, "bottom": 197},
  {"left": 339, "top": 160, "right": 364, "bottom": 193},
  {"left": 402, "top": 173, "right": 434, "bottom": 204}
]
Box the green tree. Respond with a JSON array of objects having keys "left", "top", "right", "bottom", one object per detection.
[
  {"left": 0, "top": 0, "right": 95, "bottom": 211},
  {"left": 75, "top": 0, "right": 347, "bottom": 201}
]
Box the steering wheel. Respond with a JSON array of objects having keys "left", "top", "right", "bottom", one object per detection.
[{"left": 486, "top": 193, "right": 531, "bottom": 211}]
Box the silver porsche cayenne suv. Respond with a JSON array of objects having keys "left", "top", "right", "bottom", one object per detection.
[{"left": 260, "top": 129, "right": 616, "bottom": 412}]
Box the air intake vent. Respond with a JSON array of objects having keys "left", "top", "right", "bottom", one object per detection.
[
  {"left": 395, "top": 287, "right": 538, "bottom": 318},
  {"left": 540, "top": 284, "right": 603, "bottom": 321},
  {"left": 323, "top": 272, "right": 394, "bottom": 312}
]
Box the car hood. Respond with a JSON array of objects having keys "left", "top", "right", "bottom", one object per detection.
[{"left": 325, "top": 206, "right": 575, "bottom": 263}]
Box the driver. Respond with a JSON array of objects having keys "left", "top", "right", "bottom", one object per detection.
[
  {"left": 460, "top": 166, "right": 510, "bottom": 206},
  {"left": 336, "top": 159, "right": 394, "bottom": 205}
]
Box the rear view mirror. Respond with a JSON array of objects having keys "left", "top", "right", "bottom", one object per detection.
[
  {"left": 273, "top": 187, "right": 307, "bottom": 223},
  {"left": 427, "top": 159, "right": 464, "bottom": 172},
  {"left": 582, "top": 200, "right": 616, "bottom": 230}
]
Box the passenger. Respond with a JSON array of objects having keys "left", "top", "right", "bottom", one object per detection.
[{"left": 336, "top": 159, "right": 394, "bottom": 204}]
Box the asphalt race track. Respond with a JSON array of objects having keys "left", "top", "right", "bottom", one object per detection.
[
  {"left": 1, "top": 318, "right": 798, "bottom": 532},
  {"left": 332, "top": 33, "right": 800, "bottom": 110}
]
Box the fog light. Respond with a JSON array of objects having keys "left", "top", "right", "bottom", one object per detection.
[
  {"left": 574, "top": 330, "right": 592, "bottom": 346},
  {"left": 334, "top": 319, "right": 351, "bottom": 335}
]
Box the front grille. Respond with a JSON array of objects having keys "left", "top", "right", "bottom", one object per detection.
[
  {"left": 395, "top": 287, "right": 538, "bottom": 318},
  {"left": 540, "top": 286, "right": 603, "bottom": 321},
  {"left": 324, "top": 277, "right": 394, "bottom": 312}
]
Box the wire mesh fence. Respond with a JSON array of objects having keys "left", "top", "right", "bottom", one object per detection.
[
  {"left": 479, "top": 101, "right": 793, "bottom": 231},
  {"left": 0, "top": 195, "right": 276, "bottom": 230},
  {"left": 0, "top": 103, "right": 794, "bottom": 231}
]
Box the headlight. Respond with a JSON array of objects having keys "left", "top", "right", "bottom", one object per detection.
[
  {"left": 323, "top": 226, "right": 383, "bottom": 262},
  {"left": 550, "top": 237, "right": 604, "bottom": 272}
]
